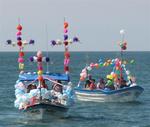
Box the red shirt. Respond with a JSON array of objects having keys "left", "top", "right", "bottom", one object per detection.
[{"left": 90, "top": 83, "right": 96, "bottom": 90}]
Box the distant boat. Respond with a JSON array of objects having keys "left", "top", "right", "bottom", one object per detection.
[
  {"left": 75, "top": 30, "right": 144, "bottom": 102},
  {"left": 75, "top": 85, "right": 144, "bottom": 102}
]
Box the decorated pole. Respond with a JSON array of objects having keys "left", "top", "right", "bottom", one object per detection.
[
  {"left": 6, "top": 21, "right": 35, "bottom": 73},
  {"left": 119, "top": 29, "right": 127, "bottom": 82},
  {"left": 29, "top": 51, "right": 50, "bottom": 100},
  {"left": 50, "top": 19, "right": 79, "bottom": 76}
]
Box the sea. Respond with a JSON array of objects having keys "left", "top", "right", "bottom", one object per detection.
[{"left": 0, "top": 51, "right": 150, "bottom": 127}]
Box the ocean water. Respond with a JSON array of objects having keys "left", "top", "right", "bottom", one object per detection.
[{"left": 0, "top": 52, "right": 150, "bottom": 127}]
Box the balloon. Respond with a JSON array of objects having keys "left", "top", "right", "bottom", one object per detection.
[
  {"left": 33, "top": 56, "right": 37, "bottom": 62},
  {"left": 121, "top": 45, "right": 127, "bottom": 50},
  {"left": 37, "top": 51, "right": 42, "bottom": 57},
  {"left": 38, "top": 70, "right": 43, "bottom": 75},
  {"left": 106, "top": 75, "right": 113, "bottom": 80},
  {"left": 73, "top": 37, "right": 79, "bottom": 42},
  {"left": 64, "top": 41, "right": 68, "bottom": 46},
  {"left": 17, "top": 41, "right": 22, "bottom": 46},
  {"left": 17, "top": 36, "right": 22, "bottom": 41},
  {"left": 45, "top": 57, "right": 50, "bottom": 62},
  {"left": 6, "top": 40, "right": 12, "bottom": 44},
  {"left": 64, "top": 58, "right": 70, "bottom": 66},
  {"left": 80, "top": 73, "right": 86, "bottom": 78},
  {"left": 126, "top": 70, "right": 130, "bottom": 75},
  {"left": 64, "top": 22, "right": 69, "bottom": 28},
  {"left": 19, "top": 52, "right": 24, "bottom": 57},
  {"left": 64, "top": 51, "right": 70, "bottom": 58},
  {"left": 37, "top": 57, "right": 42, "bottom": 62},
  {"left": 124, "top": 41, "right": 127, "bottom": 46},
  {"left": 19, "top": 63, "right": 24, "bottom": 70},
  {"left": 38, "top": 76, "right": 43, "bottom": 81},
  {"left": 80, "top": 76, "right": 85, "bottom": 81},
  {"left": 120, "top": 29, "right": 125, "bottom": 35},
  {"left": 87, "top": 66, "right": 92, "bottom": 71},
  {"left": 99, "top": 63, "right": 103, "bottom": 67},
  {"left": 68, "top": 39, "right": 72, "bottom": 44},
  {"left": 56, "top": 39, "right": 62, "bottom": 45},
  {"left": 98, "top": 59, "right": 102, "bottom": 63},
  {"left": 38, "top": 66, "right": 43, "bottom": 71},
  {"left": 17, "top": 24, "right": 22, "bottom": 31},
  {"left": 18, "top": 57, "right": 24, "bottom": 63},
  {"left": 16, "top": 31, "right": 22, "bottom": 36},
  {"left": 22, "top": 40, "right": 28, "bottom": 45},
  {"left": 64, "top": 29, "right": 68, "bottom": 33},
  {"left": 130, "top": 60, "right": 135, "bottom": 64},
  {"left": 51, "top": 40, "right": 56, "bottom": 46},
  {"left": 64, "top": 34, "right": 68, "bottom": 40},
  {"left": 64, "top": 66, "right": 69, "bottom": 72},
  {"left": 116, "top": 66, "right": 120, "bottom": 70},
  {"left": 29, "top": 39, "right": 35, "bottom": 44},
  {"left": 94, "top": 63, "right": 99, "bottom": 68},
  {"left": 29, "top": 56, "right": 34, "bottom": 62}
]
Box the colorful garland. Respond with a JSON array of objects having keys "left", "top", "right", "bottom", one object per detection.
[{"left": 80, "top": 58, "right": 135, "bottom": 81}]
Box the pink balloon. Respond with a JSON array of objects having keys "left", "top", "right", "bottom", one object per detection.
[
  {"left": 38, "top": 66, "right": 43, "bottom": 70},
  {"left": 16, "top": 31, "right": 22, "bottom": 36},
  {"left": 64, "top": 58, "right": 70, "bottom": 66},
  {"left": 38, "top": 62, "right": 42, "bottom": 66},
  {"left": 64, "top": 29, "right": 68, "bottom": 33},
  {"left": 18, "top": 57, "right": 24, "bottom": 63},
  {"left": 37, "top": 51, "right": 42, "bottom": 57}
]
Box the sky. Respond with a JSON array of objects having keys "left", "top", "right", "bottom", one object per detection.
[{"left": 0, "top": 0, "right": 150, "bottom": 51}]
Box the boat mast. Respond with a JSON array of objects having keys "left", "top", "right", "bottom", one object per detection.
[
  {"left": 45, "top": 24, "right": 49, "bottom": 73},
  {"left": 119, "top": 29, "right": 127, "bottom": 81}
]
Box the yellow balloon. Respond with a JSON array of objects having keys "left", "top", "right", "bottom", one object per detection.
[
  {"left": 38, "top": 70, "right": 43, "bottom": 75},
  {"left": 19, "top": 63, "right": 24, "bottom": 70}
]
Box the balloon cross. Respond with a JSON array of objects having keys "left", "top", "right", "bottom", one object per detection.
[
  {"left": 50, "top": 20, "right": 79, "bottom": 74},
  {"left": 6, "top": 23, "right": 34, "bottom": 71},
  {"left": 29, "top": 51, "right": 50, "bottom": 81}
]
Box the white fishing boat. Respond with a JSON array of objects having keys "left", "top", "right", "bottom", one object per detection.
[{"left": 75, "top": 30, "right": 144, "bottom": 102}]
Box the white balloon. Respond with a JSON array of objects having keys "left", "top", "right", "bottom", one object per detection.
[
  {"left": 87, "top": 66, "right": 92, "bottom": 71},
  {"left": 120, "top": 29, "right": 125, "bottom": 35},
  {"left": 33, "top": 56, "right": 37, "bottom": 62},
  {"left": 126, "top": 70, "right": 130, "bottom": 75},
  {"left": 56, "top": 39, "right": 62, "bottom": 45}
]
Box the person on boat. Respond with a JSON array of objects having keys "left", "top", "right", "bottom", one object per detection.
[
  {"left": 120, "top": 77, "right": 128, "bottom": 88},
  {"left": 114, "top": 78, "right": 120, "bottom": 90},
  {"left": 97, "top": 78, "right": 105, "bottom": 89},
  {"left": 129, "top": 76, "right": 137, "bottom": 87},
  {"left": 89, "top": 79, "right": 96, "bottom": 90},
  {"left": 85, "top": 80, "right": 91, "bottom": 89},
  {"left": 27, "top": 83, "right": 37, "bottom": 93},
  {"left": 52, "top": 80, "right": 63, "bottom": 94},
  {"left": 38, "top": 80, "right": 48, "bottom": 89},
  {"left": 105, "top": 79, "right": 115, "bottom": 90}
]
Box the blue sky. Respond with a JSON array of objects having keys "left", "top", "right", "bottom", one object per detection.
[{"left": 0, "top": 0, "right": 150, "bottom": 51}]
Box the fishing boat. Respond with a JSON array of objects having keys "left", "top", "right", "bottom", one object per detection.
[
  {"left": 5, "top": 22, "right": 75, "bottom": 118},
  {"left": 11, "top": 20, "right": 79, "bottom": 118},
  {"left": 15, "top": 72, "right": 73, "bottom": 117},
  {"left": 75, "top": 30, "right": 144, "bottom": 102}
]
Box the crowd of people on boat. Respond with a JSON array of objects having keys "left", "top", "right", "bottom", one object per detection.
[
  {"left": 84, "top": 75, "right": 136, "bottom": 91},
  {"left": 14, "top": 79, "right": 74, "bottom": 109}
]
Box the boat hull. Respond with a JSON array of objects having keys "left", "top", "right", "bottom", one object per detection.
[
  {"left": 75, "top": 86, "right": 144, "bottom": 102},
  {"left": 22, "top": 103, "right": 69, "bottom": 119}
]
